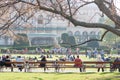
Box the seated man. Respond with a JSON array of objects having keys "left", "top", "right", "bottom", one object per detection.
[
  {"left": 54, "top": 59, "right": 60, "bottom": 72},
  {"left": 4, "top": 55, "right": 11, "bottom": 67},
  {"left": 74, "top": 55, "right": 82, "bottom": 72},
  {"left": 111, "top": 57, "right": 120, "bottom": 72},
  {"left": 0, "top": 55, "right": 13, "bottom": 72},
  {"left": 16, "top": 56, "right": 24, "bottom": 71},
  {"left": 0, "top": 55, "right": 6, "bottom": 67}
]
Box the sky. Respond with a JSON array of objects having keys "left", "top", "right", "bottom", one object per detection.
[
  {"left": 114, "top": 0, "right": 120, "bottom": 14},
  {"left": 115, "top": 0, "right": 120, "bottom": 8}
]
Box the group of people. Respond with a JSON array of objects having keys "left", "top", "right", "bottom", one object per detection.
[
  {"left": 111, "top": 57, "right": 120, "bottom": 72},
  {"left": 0, "top": 55, "right": 11, "bottom": 68},
  {"left": 86, "top": 49, "right": 105, "bottom": 60},
  {"left": 96, "top": 55, "right": 120, "bottom": 72},
  {"left": 0, "top": 55, "right": 25, "bottom": 71},
  {"left": 38, "top": 55, "right": 83, "bottom": 72},
  {"left": 0, "top": 54, "right": 120, "bottom": 72}
]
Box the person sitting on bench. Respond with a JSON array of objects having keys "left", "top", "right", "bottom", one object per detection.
[
  {"left": 74, "top": 55, "right": 82, "bottom": 72},
  {"left": 16, "top": 56, "right": 24, "bottom": 71},
  {"left": 39, "top": 56, "right": 47, "bottom": 72}
]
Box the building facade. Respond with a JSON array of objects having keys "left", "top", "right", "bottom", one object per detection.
[{"left": 0, "top": 1, "right": 104, "bottom": 46}]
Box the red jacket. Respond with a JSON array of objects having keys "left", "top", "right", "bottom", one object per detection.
[{"left": 74, "top": 58, "right": 82, "bottom": 67}]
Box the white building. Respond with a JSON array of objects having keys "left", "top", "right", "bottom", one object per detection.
[{"left": 0, "top": 2, "right": 104, "bottom": 46}]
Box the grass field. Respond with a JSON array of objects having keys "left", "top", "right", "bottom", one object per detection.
[{"left": 0, "top": 72, "right": 120, "bottom": 80}]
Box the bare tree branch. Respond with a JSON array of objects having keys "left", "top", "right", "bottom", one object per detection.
[
  {"left": 61, "top": 30, "right": 109, "bottom": 47},
  {"left": 71, "top": 30, "right": 109, "bottom": 47},
  {"left": 67, "top": 0, "right": 72, "bottom": 17},
  {"left": 0, "top": 0, "right": 120, "bottom": 46},
  {"left": 95, "top": 0, "right": 120, "bottom": 29},
  {"left": 73, "top": 1, "right": 94, "bottom": 15},
  {"left": 36, "top": 0, "right": 41, "bottom": 8},
  {"left": 56, "top": 0, "right": 63, "bottom": 12},
  {"left": 0, "top": 0, "right": 21, "bottom": 9}
]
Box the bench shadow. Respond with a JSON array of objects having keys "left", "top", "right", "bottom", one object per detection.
[
  {"left": 114, "top": 72, "right": 120, "bottom": 75},
  {"left": 50, "top": 72, "right": 96, "bottom": 75},
  {"left": 33, "top": 77, "right": 43, "bottom": 80},
  {"left": 79, "top": 72, "right": 96, "bottom": 75},
  {"left": 100, "top": 72, "right": 113, "bottom": 75}
]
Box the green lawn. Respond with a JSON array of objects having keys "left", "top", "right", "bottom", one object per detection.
[{"left": 0, "top": 72, "right": 120, "bottom": 80}]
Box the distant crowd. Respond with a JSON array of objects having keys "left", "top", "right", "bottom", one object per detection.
[{"left": 0, "top": 47, "right": 118, "bottom": 57}]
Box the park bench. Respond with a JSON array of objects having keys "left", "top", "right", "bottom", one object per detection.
[
  {"left": 0, "top": 62, "right": 26, "bottom": 72},
  {"left": 23, "top": 61, "right": 85, "bottom": 72},
  {"left": 83, "top": 61, "right": 120, "bottom": 72},
  {"left": 83, "top": 61, "right": 112, "bottom": 72},
  {"left": 1, "top": 61, "right": 120, "bottom": 72},
  {"left": 27, "top": 61, "right": 109, "bottom": 72},
  {"left": 22, "top": 61, "right": 120, "bottom": 72}
]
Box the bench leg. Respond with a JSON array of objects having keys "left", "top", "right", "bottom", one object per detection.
[
  {"left": 11, "top": 67, "right": 13, "bottom": 72},
  {"left": 0, "top": 66, "right": 3, "bottom": 72},
  {"left": 44, "top": 67, "right": 46, "bottom": 72},
  {"left": 55, "top": 67, "right": 60, "bottom": 72},
  {"left": 82, "top": 67, "right": 86, "bottom": 72},
  {"left": 79, "top": 68, "right": 82, "bottom": 72}
]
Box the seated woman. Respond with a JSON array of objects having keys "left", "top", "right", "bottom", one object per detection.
[
  {"left": 39, "top": 56, "right": 47, "bottom": 72},
  {"left": 74, "top": 55, "right": 82, "bottom": 72}
]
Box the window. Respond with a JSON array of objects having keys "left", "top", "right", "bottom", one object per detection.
[
  {"left": 68, "top": 31, "right": 73, "bottom": 36},
  {"left": 82, "top": 31, "right": 88, "bottom": 41},
  {"left": 38, "top": 15, "right": 43, "bottom": 24},
  {"left": 90, "top": 31, "right": 95, "bottom": 35},
  {"left": 74, "top": 31, "right": 80, "bottom": 36},
  {"left": 45, "top": 15, "right": 52, "bottom": 24}
]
